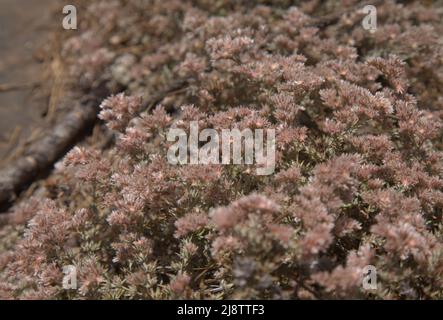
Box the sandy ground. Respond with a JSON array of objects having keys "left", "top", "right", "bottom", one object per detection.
[{"left": 0, "top": 0, "right": 60, "bottom": 163}]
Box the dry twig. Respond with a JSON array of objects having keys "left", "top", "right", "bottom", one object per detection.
[{"left": 0, "top": 95, "right": 100, "bottom": 211}]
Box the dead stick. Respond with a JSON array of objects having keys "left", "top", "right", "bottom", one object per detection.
[
  {"left": 0, "top": 96, "right": 100, "bottom": 212},
  {"left": 0, "top": 79, "right": 189, "bottom": 212}
]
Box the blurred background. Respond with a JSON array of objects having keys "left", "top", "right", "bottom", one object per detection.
[{"left": 0, "top": 0, "right": 59, "bottom": 165}]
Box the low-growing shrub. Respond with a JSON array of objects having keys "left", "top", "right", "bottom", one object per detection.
[{"left": 0, "top": 0, "right": 442, "bottom": 299}]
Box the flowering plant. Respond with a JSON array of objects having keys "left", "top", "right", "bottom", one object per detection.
[{"left": 0, "top": 0, "right": 442, "bottom": 299}]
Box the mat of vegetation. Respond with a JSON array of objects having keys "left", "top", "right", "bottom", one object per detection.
[{"left": 0, "top": 0, "right": 442, "bottom": 299}]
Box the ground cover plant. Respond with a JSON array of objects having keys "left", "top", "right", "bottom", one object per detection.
[{"left": 0, "top": 0, "right": 442, "bottom": 299}]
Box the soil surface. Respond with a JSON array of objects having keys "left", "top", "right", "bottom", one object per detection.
[{"left": 0, "top": 0, "right": 60, "bottom": 164}]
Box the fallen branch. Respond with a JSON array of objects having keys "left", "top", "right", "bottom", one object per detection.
[
  {"left": 0, "top": 79, "right": 189, "bottom": 212},
  {"left": 0, "top": 94, "right": 101, "bottom": 212}
]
